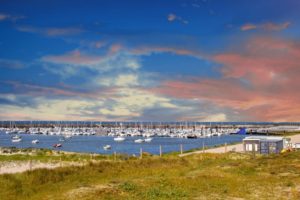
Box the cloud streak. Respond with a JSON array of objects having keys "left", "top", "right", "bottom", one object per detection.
[
  {"left": 0, "top": 59, "right": 25, "bottom": 69},
  {"left": 167, "top": 13, "right": 189, "bottom": 24},
  {"left": 241, "top": 22, "right": 291, "bottom": 31},
  {"left": 42, "top": 50, "right": 103, "bottom": 66},
  {"left": 16, "top": 26, "right": 85, "bottom": 36},
  {"left": 0, "top": 13, "right": 24, "bottom": 22}
]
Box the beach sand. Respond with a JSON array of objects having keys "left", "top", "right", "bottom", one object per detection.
[{"left": 0, "top": 160, "right": 85, "bottom": 174}]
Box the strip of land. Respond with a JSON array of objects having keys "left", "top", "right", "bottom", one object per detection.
[
  {"left": 1, "top": 134, "right": 300, "bottom": 174},
  {"left": 180, "top": 133, "right": 300, "bottom": 156}
]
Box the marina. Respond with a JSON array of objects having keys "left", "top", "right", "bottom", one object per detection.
[
  {"left": 1, "top": 121, "right": 300, "bottom": 155},
  {"left": 0, "top": 131, "right": 246, "bottom": 155}
]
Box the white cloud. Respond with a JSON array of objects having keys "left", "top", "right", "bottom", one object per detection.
[
  {"left": 99, "top": 107, "right": 138, "bottom": 117},
  {"left": 0, "top": 94, "right": 17, "bottom": 101},
  {"left": 125, "top": 59, "right": 140, "bottom": 70},
  {"left": 0, "top": 98, "right": 104, "bottom": 121},
  {"left": 97, "top": 74, "right": 139, "bottom": 87},
  {"left": 115, "top": 74, "right": 139, "bottom": 87},
  {"left": 167, "top": 14, "right": 177, "bottom": 21},
  {"left": 167, "top": 13, "right": 189, "bottom": 24},
  {"left": 42, "top": 48, "right": 141, "bottom": 78},
  {"left": 202, "top": 113, "right": 227, "bottom": 122},
  {"left": 98, "top": 88, "right": 178, "bottom": 118}
]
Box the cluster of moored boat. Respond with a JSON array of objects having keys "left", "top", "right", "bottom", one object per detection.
[
  {"left": 11, "top": 135, "right": 40, "bottom": 144},
  {"left": 107, "top": 127, "right": 240, "bottom": 138},
  {"left": 101, "top": 136, "right": 153, "bottom": 151},
  {"left": 7, "top": 133, "right": 154, "bottom": 152},
  {"left": 9, "top": 134, "right": 65, "bottom": 148},
  {"left": 113, "top": 136, "right": 152, "bottom": 143},
  {"left": 1, "top": 126, "right": 240, "bottom": 139},
  {"left": 2, "top": 127, "right": 97, "bottom": 136}
]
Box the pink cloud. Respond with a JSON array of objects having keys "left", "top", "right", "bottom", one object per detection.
[
  {"left": 241, "top": 24, "right": 257, "bottom": 31},
  {"left": 154, "top": 36, "right": 300, "bottom": 121},
  {"left": 155, "top": 78, "right": 300, "bottom": 121},
  {"left": 41, "top": 50, "right": 103, "bottom": 66},
  {"left": 241, "top": 22, "right": 291, "bottom": 31},
  {"left": 213, "top": 37, "right": 300, "bottom": 86},
  {"left": 262, "top": 22, "right": 291, "bottom": 31},
  {"left": 155, "top": 79, "right": 265, "bottom": 110},
  {"left": 109, "top": 44, "right": 123, "bottom": 54},
  {"left": 46, "top": 27, "right": 84, "bottom": 36}
]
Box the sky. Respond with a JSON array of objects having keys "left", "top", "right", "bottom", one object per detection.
[{"left": 0, "top": 0, "right": 300, "bottom": 122}]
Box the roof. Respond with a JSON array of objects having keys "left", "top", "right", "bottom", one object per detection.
[{"left": 243, "top": 136, "right": 283, "bottom": 142}]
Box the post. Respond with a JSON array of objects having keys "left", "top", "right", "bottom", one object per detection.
[
  {"left": 252, "top": 143, "right": 256, "bottom": 158},
  {"left": 29, "top": 159, "right": 32, "bottom": 171},
  {"left": 202, "top": 141, "right": 205, "bottom": 153},
  {"left": 60, "top": 156, "right": 62, "bottom": 167},
  {"left": 180, "top": 144, "right": 183, "bottom": 155},
  {"left": 114, "top": 151, "right": 117, "bottom": 161},
  {"left": 159, "top": 145, "right": 162, "bottom": 157},
  {"left": 140, "top": 148, "right": 143, "bottom": 159},
  {"left": 225, "top": 142, "right": 227, "bottom": 153}
]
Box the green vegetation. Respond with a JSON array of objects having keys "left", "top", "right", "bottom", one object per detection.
[
  {"left": 252, "top": 131, "right": 300, "bottom": 136},
  {"left": 1, "top": 150, "right": 300, "bottom": 200},
  {"left": 0, "top": 148, "right": 111, "bottom": 162}
]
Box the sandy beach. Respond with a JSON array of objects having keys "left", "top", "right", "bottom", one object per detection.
[
  {"left": 180, "top": 133, "right": 300, "bottom": 157},
  {"left": 0, "top": 160, "right": 86, "bottom": 175}
]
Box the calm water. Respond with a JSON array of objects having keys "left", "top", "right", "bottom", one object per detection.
[{"left": 0, "top": 133, "right": 246, "bottom": 155}]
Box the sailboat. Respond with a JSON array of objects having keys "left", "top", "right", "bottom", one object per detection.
[
  {"left": 11, "top": 135, "right": 22, "bottom": 142},
  {"left": 53, "top": 143, "right": 62, "bottom": 148},
  {"left": 134, "top": 139, "right": 144, "bottom": 143},
  {"left": 114, "top": 136, "right": 125, "bottom": 142},
  {"left": 32, "top": 139, "right": 39, "bottom": 144},
  {"left": 103, "top": 145, "right": 111, "bottom": 150},
  {"left": 144, "top": 138, "right": 153, "bottom": 142}
]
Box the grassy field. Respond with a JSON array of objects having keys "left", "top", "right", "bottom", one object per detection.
[{"left": 0, "top": 151, "right": 300, "bottom": 200}]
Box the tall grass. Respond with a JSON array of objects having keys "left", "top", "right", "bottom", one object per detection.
[{"left": 0, "top": 151, "right": 300, "bottom": 199}]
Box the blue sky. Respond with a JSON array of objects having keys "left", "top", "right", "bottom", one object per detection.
[{"left": 1, "top": 0, "right": 300, "bottom": 121}]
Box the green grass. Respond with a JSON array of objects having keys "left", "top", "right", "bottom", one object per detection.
[
  {"left": 0, "top": 148, "right": 114, "bottom": 162},
  {"left": 1, "top": 151, "right": 300, "bottom": 200}
]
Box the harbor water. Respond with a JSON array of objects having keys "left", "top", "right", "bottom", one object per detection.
[{"left": 0, "top": 133, "right": 246, "bottom": 155}]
